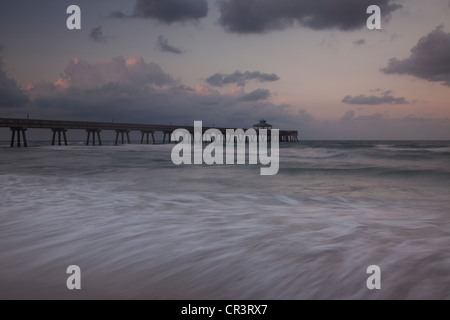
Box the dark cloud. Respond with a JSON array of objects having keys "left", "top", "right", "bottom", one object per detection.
[
  {"left": 381, "top": 26, "right": 450, "bottom": 87},
  {"left": 107, "top": 10, "right": 130, "bottom": 19},
  {"left": 340, "top": 110, "right": 383, "bottom": 122},
  {"left": 157, "top": 36, "right": 184, "bottom": 54},
  {"left": 341, "top": 110, "right": 355, "bottom": 121},
  {"left": 206, "top": 71, "right": 280, "bottom": 87},
  {"left": 218, "top": 0, "right": 401, "bottom": 34},
  {"left": 238, "top": 89, "right": 271, "bottom": 102},
  {"left": 0, "top": 46, "right": 29, "bottom": 108},
  {"left": 0, "top": 44, "right": 4, "bottom": 66},
  {"left": 353, "top": 39, "right": 366, "bottom": 46},
  {"left": 129, "top": 0, "right": 208, "bottom": 23},
  {"left": 342, "top": 92, "right": 409, "bottom": 105},
  {"left": 89, "top": 26, "right": 109, "bottom": 43}
]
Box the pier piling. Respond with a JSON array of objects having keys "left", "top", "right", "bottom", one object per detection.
[
  {"left": 115, "top": 130, "right": 131, "bottom": 145},
  {"left": 140, "top": 130, "right": 156, "bottom": 145},
  {"left": 51, "top": 128, "right": 68, "bottom": 146},
  {"left": 86, "top": 129, "right": 102, "bottom": 146},
  {"left": 10, "top": 127, "right": 28, "bottom": 148}
]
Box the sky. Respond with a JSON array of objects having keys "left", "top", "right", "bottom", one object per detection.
[{"left": 0, "top": 0, "right": 449, "bottom": 140}]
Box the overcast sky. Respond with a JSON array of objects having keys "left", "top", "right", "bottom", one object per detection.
[{"left": 0, "top": 0, "right": 449, "bottom": 139}]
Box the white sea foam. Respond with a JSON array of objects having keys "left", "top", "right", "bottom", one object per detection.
[{"left": 0, "top": 141, "right": 449, "bottom": 299}]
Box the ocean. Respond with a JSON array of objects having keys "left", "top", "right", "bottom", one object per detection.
[{"left": 1, "top": 140, "right": 449, "bottom": 299}]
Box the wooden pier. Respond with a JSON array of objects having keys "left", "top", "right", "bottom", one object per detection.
[{"left": 0, "top": 118, "right": 299, "bottom": 147}]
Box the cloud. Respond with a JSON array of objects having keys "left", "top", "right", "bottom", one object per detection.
[
  {"left": 217, "top": 0, "right": 401, "bottom": 34},
  {"left": 291, "top": 109, "right": 450, "bottom": 140},
  {"left": 112, "top": 0, "right": 208, "bottom": 23},
  {"left": 49, "top": 56, "right": 174, "bottom": 91},
  {"left": 238, "top": 89, "right": 271, "bottom": 102},
  {"left": 298, "top": 109, "right": 315, "bottom": 123},
  {"left": 0, "top": 46, "right": 29, "bottom": 108},
  {"left": 20, "top": 56, "right": 302, "bottom": 130},
  {"left": 381, "top": 26, "right": 450, "bottom": 87},
  {"left": 341, "top": 110, "right": 355, "bottom": 121},
  {"left": 89, "top": 26, "right": 110, "bottom": 43},
  {"left": 355, "top": 112, "right": 383, "bottom": 121},
  {"left": 156, "top": 36, "right": 184, "bottom": 54},
  {"left": 328, "top": 111, "right": 450, "bottom": 140},
  {"left": 342, "top": 91, "right": 409, "bottom": 105},
  {"left": 390, "top": 33, "right": 400, "bottom": 42},
  {"left": 206, "top": 71, "right": 280, "bottom": 87},
  {"left": 353, "top": 39, "right": 366, "bottom": 46}
]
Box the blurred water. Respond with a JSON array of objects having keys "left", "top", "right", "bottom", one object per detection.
[{"left": 1, "top": 141, "right": 449, "bottom": 299}]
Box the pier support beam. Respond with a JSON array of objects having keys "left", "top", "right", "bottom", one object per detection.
[
  {"left": 10, "top": 127, "right": 28, "bottom": 148},
  {"left": 162, "top": 131, "right": 173, "bottom": 144},
  {"left": 115, "top": 130, "right": 131, "bottom": 145},
  {"left": 51, "top": 128, "right": 68, "bottom": 146},
  {"left": 140, "top": 130, "right": 156, "bottom": 145},
  {"left": 86, "top": 129, "right": 102, "bottom": 146},
  {"left": 279, "top": 131, "right": 298, "bottom": 143}
]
